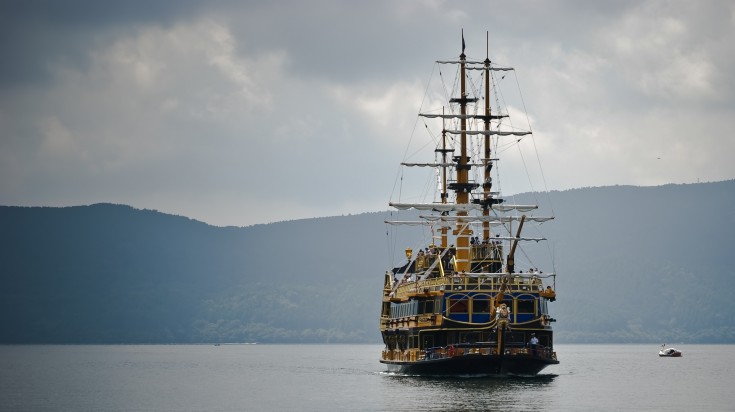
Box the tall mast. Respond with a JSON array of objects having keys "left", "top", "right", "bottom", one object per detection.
[
  {"left": 440, "top": 110, "right": 449, "bottom": 248},
  {"left": 482, "top": 32, "right": 492, "bottom": 242},
  {"left": 454, "top": 31, "right": 471, "bottom": 273}
]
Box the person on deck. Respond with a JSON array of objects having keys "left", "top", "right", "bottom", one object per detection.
[{"left": 529, "top": 333, "right": 539, "bottom": 355}]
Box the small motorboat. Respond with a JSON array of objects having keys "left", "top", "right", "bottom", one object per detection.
[{"left": 659, "top": 344, "right": 682, "bottom": 357}]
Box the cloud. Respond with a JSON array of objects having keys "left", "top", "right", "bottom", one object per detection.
[
  {"left": 1, "top": 18, "right": 292, "bottom": 218},
  {"left": 330, "top": 80, "right": 425, "bottom": 138},
  {"left": 1, "top": 1, "right": 734, "bottom": 226},
  {"left": 602, "top": 2, "right": 720, "bottom": 101}
]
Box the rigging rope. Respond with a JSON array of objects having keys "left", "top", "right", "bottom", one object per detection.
[
  {"left": 385, "top": 55, "right": 557, "bottom": 281},
  {"left": 511, "top": 69, "right": 555, "bottom": 215}
]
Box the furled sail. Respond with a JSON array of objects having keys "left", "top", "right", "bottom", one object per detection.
[
  {"left": 385, "top": 215, "right": 553, "bottom": 227},
  {"left": 466, "top": 66, "right": 514, "bottom": 71},
  {"left": 492, "top": 204, "right": 538, "bottom": 212},
  {"left": 389, "top": 202, "right": 482, "bottom": 212},
  {"left": 489, "top": 236, "right": 546, "bottom": 242},
  {"left": 421, "top": 215, "right": 553, "bottom": 223},
  {"left": 401, "top": 162, "right": 455, "bottom": 167},
  {"left": 445, "top": 130, "right": 532, "bottom": 137},
  {"left": 436, "top": 60, "right": 514, "bottom": 71},
  {"left": 384, "top": 220, "right": 438, "bottom": 227},
  {"left": 388, "top": 203, "right": 538, "bottom": 212},
  {"left": 419, "top": 113, "right": 509, "bottom": 120},
  {"left": 401, "top": 162, "right": 493, "bottom": 167}
]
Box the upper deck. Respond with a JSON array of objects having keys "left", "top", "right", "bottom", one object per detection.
[{"left": 387, "top": 272, "right": 549, "bottom": 301}]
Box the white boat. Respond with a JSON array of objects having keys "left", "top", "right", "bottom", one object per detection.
[{"left": 659, "top": 344, "right": 682, "bottom": 357}]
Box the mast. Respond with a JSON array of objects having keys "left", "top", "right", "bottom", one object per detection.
[
  {"left": 445, "top": 30, "right": 481, "bottom": 273},
  {"left": 454, "top": 31, "right": 471, "bottom": 273},
  {"left": 482, "top": 32, "right": 492, "bottom": 242},
  {"left": 440, "top": 111, "right": 449, "bottom": 249}
]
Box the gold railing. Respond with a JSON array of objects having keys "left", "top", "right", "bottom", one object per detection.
[
  {"left": 381, "top": 344, "right": 556, "bottom": 362},
  {"left": 391, "top": 274, "right": 544, "bottom": 299}
]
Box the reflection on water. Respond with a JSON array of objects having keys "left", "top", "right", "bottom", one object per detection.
[{"left": 380, "top": 373, "right": 558, "bottom": 411}]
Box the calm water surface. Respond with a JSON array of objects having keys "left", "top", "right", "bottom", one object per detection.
[{"left": 1, "top": 344, "right": 733, "bottom": 411}]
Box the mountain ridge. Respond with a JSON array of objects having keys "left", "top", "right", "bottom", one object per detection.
[{"left": 2, "top": 180, "right": 734, "bottom": 343}]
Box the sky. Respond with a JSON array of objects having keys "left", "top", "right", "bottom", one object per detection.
[{"left": 1, "top": 0, "right": 734, "bottom": 227}]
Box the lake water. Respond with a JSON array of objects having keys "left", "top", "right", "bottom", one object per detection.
[{"left": 1, "top": 344, "right": 733, "bottom": 411}]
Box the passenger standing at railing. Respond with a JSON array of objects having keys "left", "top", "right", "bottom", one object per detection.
[
  {"left": 529, "top": 333, "right": 539, "bottom": 355},
  {"left": 452, "top": 271, "right": 461, "bottom": 289}
]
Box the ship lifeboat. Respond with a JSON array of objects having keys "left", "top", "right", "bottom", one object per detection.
[{"left": 658, "top": 345, "right": 682, "bottom": 357}]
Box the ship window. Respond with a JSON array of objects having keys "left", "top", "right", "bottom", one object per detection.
[
  {"left": 390, "top": 301, "right": 420, "bottom": 319},
  {"left": 472, "top": 298, "right": 491, "bottom": 314},
  {"left": 424, "top": 300, "right": 434, "bottom": 314},
  {"left": 516, "top": 296, "right": 536, "bottom": 314},
  {"left": 448, "top": 297, "right": 468, "bottom": 314}
]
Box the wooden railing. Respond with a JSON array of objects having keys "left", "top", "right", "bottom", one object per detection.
[
  {"left": 381, "top": 343, "right": 557, "bottom": 363},
  {"left": 391, "top": 274, "right": 544, "bottom": 299}
]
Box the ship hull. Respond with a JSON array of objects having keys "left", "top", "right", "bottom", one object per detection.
[{"left": 380, "top": 353, "right": 558, "bottom": 376}]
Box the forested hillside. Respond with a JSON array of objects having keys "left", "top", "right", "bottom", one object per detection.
[
  {"left": 0, "top": 205, "right": 388, "bottom": 343},
  {"left": 537, "top": 181, "right": 735, "bottom": 342},
  {"left": 1, "top": 180, "right": 734, "bottom": 343}
]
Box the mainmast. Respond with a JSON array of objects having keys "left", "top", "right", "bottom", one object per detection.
[
  {"left": 451, "top": 31, "right": 474, "bottom": 273},
  {"left": 478, "top": 32, "right": 505, "bottom": 241}
]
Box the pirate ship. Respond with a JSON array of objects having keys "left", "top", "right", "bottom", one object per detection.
[{"left": 379, "top": 33, "right": 559, "bottom": 375}]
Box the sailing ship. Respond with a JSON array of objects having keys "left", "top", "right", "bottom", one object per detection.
[{"left": 379, "top": 33, "right": 559, "bottom": 375}]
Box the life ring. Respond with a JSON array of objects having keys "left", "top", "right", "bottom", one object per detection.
[{"left": 447, "top": 345, "right": 456, "bottom": 357}]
